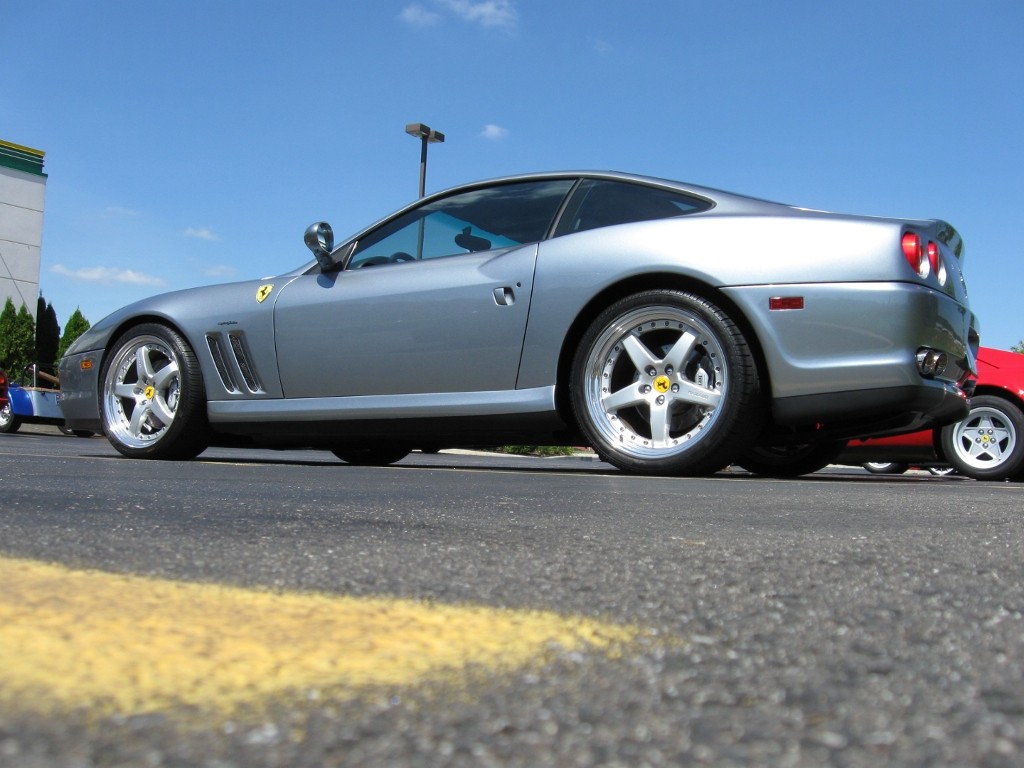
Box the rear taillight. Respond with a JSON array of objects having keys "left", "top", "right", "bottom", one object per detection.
[
  {"left": 902, "top": 232, "right": 929, "bottom": 277},
  {"left": 927, "top": 241, "right": 947, "bottom": 286}
]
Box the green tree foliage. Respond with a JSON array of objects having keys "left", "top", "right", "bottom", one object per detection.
[
  {"left": 57, "top": 307, "right": 91, "bottom": 360},
  {"left": 35, "top": 295, "right": 61, "bottom": 369},
  {"left": 0, "top": 298, "right": 15, "bottom": 368},
  {"left": 1012, "top": 340, "right": 1023, "bottom": 354},
  {"left": 0, "top": 298, "right": 37, "bottom": 381}
]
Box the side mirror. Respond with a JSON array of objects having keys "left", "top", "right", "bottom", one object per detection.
[{"left": 304, "top": 222, "right": 336, "bottom": 270}]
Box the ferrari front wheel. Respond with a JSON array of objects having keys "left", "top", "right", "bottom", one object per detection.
[
  {"left": 101, "top": 323, "right": 209, "bottom": 460},
  {"left": 570, "top": 290, "right": 763, "bottom": 476}
]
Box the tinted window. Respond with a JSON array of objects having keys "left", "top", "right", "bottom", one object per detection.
[
  {"left": 348, "top": 179, "right": 574, "bottom": 269},
  {"left": 555, "top": 179, "right": 710, "bottom": 236}
]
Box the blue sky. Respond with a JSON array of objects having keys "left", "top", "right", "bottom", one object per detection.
[{"left": 3, "top": 1, "right": 1022, "bottom": 349}]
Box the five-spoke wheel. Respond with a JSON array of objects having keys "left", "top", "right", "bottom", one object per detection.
[
  {"left": 940, "top": 395, "right": 1024, "bottom": 480},
  {"left": 101, "top": 324, "right": 209, "bottom": 459},
  {"left": 570, "top": 290, "right": 762, "bottom": 476}
]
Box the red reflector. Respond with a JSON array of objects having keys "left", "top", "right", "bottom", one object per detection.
[{"left": 769, "top": 296, "right": 804, "bottom": 310}]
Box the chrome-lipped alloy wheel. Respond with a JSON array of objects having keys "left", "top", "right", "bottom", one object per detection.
[
  {"left": 581, "top": 305, "right": 727, "bottom": 460},
  {"left": 103, "top": 335, "right": 182, "bottom": 450}
]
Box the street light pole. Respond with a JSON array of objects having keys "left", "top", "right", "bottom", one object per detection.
[{"left": 405, "top": 122, "right": 445, "bottom": 198}]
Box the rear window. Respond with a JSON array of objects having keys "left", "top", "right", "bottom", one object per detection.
[{"left": 554, "top": 179, "right": 711, "bottom": 236}]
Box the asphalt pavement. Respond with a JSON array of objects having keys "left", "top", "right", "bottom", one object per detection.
[{"left": 0, "top": 429, "right": 1022, "bottom": 767}]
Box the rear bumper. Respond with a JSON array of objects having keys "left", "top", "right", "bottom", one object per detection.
[
  {"left": 724, "top": 281, "right": 976, "bottom": 396},
  {"left": 769, "top": 379, "right": 968, "bottom": 443},
  {"left": 723, "top": 281, "right": 976, "bottom": 441}
]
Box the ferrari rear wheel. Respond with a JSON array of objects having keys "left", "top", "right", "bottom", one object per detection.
[
  {"left": 940, "top": 395, "right": 1024, "bottom": 480},
  {"left": 101, "top": 323, "right": 210, "bottom": 460},
  {"left": 570, "top": 290, "right": 763, "bottom": 476}
]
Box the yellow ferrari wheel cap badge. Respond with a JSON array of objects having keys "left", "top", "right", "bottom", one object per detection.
[
  {"left": 654, "top": 375, "right": 671, "bottom": 394},
  {"left": 256, "top": 284, "right": 273, "bottom": 303},
  {"left": 143, "top": 385, "right": 155, "bottom": 400}
]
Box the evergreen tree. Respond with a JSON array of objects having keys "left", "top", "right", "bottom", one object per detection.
[
  {"left": 0, "top": 299, "right": 37, "bottom": 381},
  {"left": 35, "top": 295, "right": 61, "bottom": 370},
  {"left": 0, "top": 298, "right": 17, "bottom": 370},
  {"left": 57, "top": 308, "right": 92, "bottom": 360}
]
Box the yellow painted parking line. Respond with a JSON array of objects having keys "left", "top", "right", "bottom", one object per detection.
[{"left": 0, "top": 557, "right": 637, "bottom": 719}]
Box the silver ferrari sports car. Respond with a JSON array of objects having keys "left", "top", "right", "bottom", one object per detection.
[{"left": 59, "top": 171, "right": 979, "bottom": 476}]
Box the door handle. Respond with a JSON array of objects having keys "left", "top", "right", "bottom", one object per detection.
[{"left": 492, "top": 287, "right": 515, "bottom": 306}]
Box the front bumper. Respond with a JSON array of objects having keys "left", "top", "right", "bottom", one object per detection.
[{"left": 57, "top": 350, "right": 104, "bottom": 432}]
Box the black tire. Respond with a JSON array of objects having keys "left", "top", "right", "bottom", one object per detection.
[
  {"left": 331, "top": 446, "right": 411, "bottom": 466},
  {"left": 570, "top": 290, "right": 763, "bottom": 476},
  {"left": 863, "top": 462, "right": 910, "bottom": 475},
  {"left": 940, "top": 395, "right": 1024, "bottom": 480},
  {"left": 0, "top": 402, "right": 21, "bottom": 434},
  {"left": 736, "top": 440, "right": 847, "bottom": 477},
  {"left": 100, "top": 323, "right": 210, "bottom": 460}
]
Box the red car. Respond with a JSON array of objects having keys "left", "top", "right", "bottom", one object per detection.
[
  {"left": 841, "top": 347, "right": 1024, "bottom": 480},
  {"left": 0, "top": 370, "right": 9, "bottom": 428}
]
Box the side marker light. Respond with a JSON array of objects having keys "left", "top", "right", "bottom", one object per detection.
[{"left": 769, "top": 297, "right": 804, "bottom": 310}]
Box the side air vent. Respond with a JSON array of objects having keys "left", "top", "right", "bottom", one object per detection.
[
  {"left": 228, "top": 332, "right": 262, "bottom": 393},
  {"left": 206, "top": 335, "right": 238, "bottom": 393},
  {"left": 205, "top": 332, "right": 263, "bottom": 394}
]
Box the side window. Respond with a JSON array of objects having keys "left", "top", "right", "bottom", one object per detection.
[
  {"left": 348, "top": 179, "right": 574, "bottom": 269},
  {"left": 554, "top": 179, "right": 711, "bottom": 236}
]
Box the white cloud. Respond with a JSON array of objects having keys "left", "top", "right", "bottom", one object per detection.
[
  {"left": 50, "top": 264, "right": 165, "bottom": 287},
  {"left": 481, "top": 124, "right": 509, "bottom": 140},
  {"left": 103, "top": 206, "right": 141, "bottom": 217},
  {"left": 432, "top": 0, "right": 517, "bottom": 30},
  {"left": 183, "top": 226, "right": 220, "bottom": 241},
  {"left": 591, "top": 37, "right": 614, "bottom": 56},
  {"left": 399, "top": 3, "right": 440, "bottom": 26}
]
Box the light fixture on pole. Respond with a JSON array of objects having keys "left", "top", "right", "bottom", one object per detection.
[{"left": 405, "top": 122, "right": 445, "bottom": 198}]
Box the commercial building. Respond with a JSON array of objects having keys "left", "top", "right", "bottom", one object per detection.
[{"left": 0, "top": 139, "right": 47, "bottom": 319}]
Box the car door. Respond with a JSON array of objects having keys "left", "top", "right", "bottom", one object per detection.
[{"left": 272, "top": 179, "right": 575, "bottom": 400}]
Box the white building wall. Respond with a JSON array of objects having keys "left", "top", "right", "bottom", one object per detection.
[{"left": 0, "top": 155, "right": 47, "bottom": 319}]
